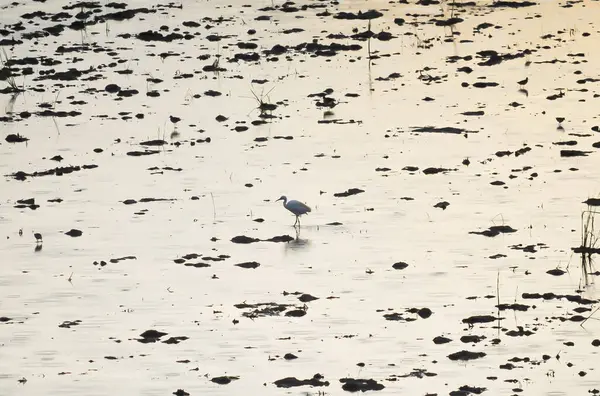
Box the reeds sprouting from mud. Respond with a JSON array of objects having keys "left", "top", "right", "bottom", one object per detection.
[
  {"left": 573, "top": 208, "right": 600, "bottom": 286},
  {"left": 0, "top": 49, "right": 25, "bottom": 93}
]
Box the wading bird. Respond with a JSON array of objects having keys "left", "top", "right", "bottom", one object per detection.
[
  {"left": 34, "top": 232, "right": 42, "bottom": 244},
  {"left": 169, "top": 115, "right": 181, "bottom": 126},
  {"left": 517, "top": 77, "right": 528, "bottom": 88},
  {"left": 276, "top": 196, "right": 311, "bottom": 227}
]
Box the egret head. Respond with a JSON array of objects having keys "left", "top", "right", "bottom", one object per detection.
[{"left": 276, "top": 195, "right": 287, "bottom": 203}]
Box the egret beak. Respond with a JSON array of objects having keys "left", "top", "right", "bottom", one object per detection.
[{"left": 275, "top": 197, "right": 282, "bottom": 202}]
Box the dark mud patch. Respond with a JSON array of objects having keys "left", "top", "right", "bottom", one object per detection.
[
  {"left": 340, "top": 378, "right": 385, "bottom": 392},
  {"left": 65, "top": 229, "right": 82, "bottom": 237},
  {"left": 5, "top": 133, "right": 28, "bottom": 143},
  {"left": 505, "top": 327, "right": 535, "bottom": 337},
  {"left": 127, "top": 150, "right": 160, "bottom": 156},
  {"left": 9, "top": 164, "right": 98, "bottom": 180},
  {"left": 14, "top": 198, "right": 39, "bottom": 210},
  {"left": 297, "top": 293, "right": 319, "bottom": 302},
  {"left": 382, "top": 307, "right": 432, "bottom": 321},
  {"left": 231, "top": 235, "right": 260, "bottom": 244},
  {"left": 140, "top": 139, "right": 167, "bottom": 146},
  {"left": 174, "top": 252, "right": 230, "bottom": 268},
  {"left": 58, "top": 320, "right": 81, "bottom": 328},
  {"left": 434, "top": 201, "right": 450, "bottom": 210},
  {"left": 94, "top": 256, "right": 136, "bottom": 267},
  {"left": 274, "top": 374, "right": 329, "bottom": 388},
  {"left": 211, "top": 376, "right": 239, "bottom": 385},
  {"left": 334, "top": 188, "right": 364, "bottom": 197},
  {"left": 546, "top": 268, "right": 566, "bottom": 276},
  {"left": 448, "top": 350, "right": 486, "bottom": 361},
  {"left": 451, "top": 385, "right": 487, "bottom": 395},
  {"left": 469, "top": 225, "right": 517, "bottom": 237},
  {"left": 235, "top": 302, "right": 292, "bottom": 318},
  {"left": 137, "top": 329, "right": 167, "bottom": 343},
  {"left": 392, "top": 262, "right": 408, "bottom": 270},
  {"left": 497, "top": 303, "right": 530, "bottom": 311},
  {"left": 163, "top": 336, "right": 189, "bottom": 344},
  {"left": 390, "top": 368, "right": 437, "bottom": 379},
  {"left": 460, "top": 335, "right": 486, "bottom": 344},
  {"left": 462, "top": 315, "right": 500, "bottom": 325},
  {"left": 412, "top": 126, "right": 474, "bottom": 134},
  {"left": 433, "top": 336, "right": 453, "bottom": 344},
  {"left": 235, "top": 261, "right": 260, "bottom": 269},
  {"left": 583, "top": 198, "right": 600, "bottom": 206},
  {"left": 561, "top": 150, "right": 591, "bottom": 157},
  {"left": 285, "top": 309, "right": 307, "bottom": 317},
  {"left": 231, "top": 235, "right": 294, "bottom": 243},
  {"left": 423, "top": 167, "right": 457, "bottom": 175},
  {"left": 122, "top": 197, "right": 176, "bottom": 205},
  {"left": 521, "top": 292, "right": 596, "bottom": 304},
  {"left": 491, "top": 1, "right": 537, "bottom": 7}
]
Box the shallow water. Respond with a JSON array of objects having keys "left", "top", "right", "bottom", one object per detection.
[{"left": 2, "top": 0, "right": 600, "bottom": 395}]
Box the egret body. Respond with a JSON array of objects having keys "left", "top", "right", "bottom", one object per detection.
[{"left": 276, "top": 196, "right": 311, "bottom": 227}]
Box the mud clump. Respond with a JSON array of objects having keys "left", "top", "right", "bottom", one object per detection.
[
  {"left": 235, "top": 261, "right": 260, "bottom": 269},
  {"left": 339, "top": 378, "right": 385, "bottom": 392},
  {"left": 561, "top": 150, "right": 590, "bottom": 157},
  {"left": 462, "top": 315, "right": 499, "bottom": 325},
  {"left": 266, "top": 235, "right": 294, "bottom": 243},
  {"left": 231, "top": 235, "right": 260, "bottom": 244},
  {"left": 285, "top": 309, "right": 307, "bottom": 317},
  {"left": 235, "top": 302, "right": 291, "bottom": 318},
  {"left": 65, "top": 229, "right": 83, "bottom": 237},
  {"left": 15, "top": 198, "right": 39, "bottom": 210},
  {"left": 274, "top": 374, "right": 329, "bottom": 388},
  {"left": 231, "top": 235, "right": 293, "bottom": 243},
  {"left": 10, "top": 164, "right": 98, "bottom": 181},
  {"left": 469, "top": 225, "right": 517, "bottom": 237},
  {"left": 211, "top": 376, "right": 239, "bottom": 385},
  {"left": 137, "top": 329, "right": 167, "bottom": 343},
  {"left": 298, "top": 293, "right": 318, "bottom": 302},
  {"left": 334, "top": 188, "right": 364, "bottom": 197},
  {"left": 5, "top": 133, "right": 29, "bottom": 143},
  {"left": 448, "top": 350, "right": 487, "bottom": 361},
  {"left": 433, "top": 336, "right": 452, "bottom": 344},
  {"left": 58, "top": 320, "right": 81, "bottom": 328}
]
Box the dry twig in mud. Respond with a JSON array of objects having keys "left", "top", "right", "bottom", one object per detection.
[
  {"left": 496, "top": 271, "right": 501, "bottom": 337},
  {"left": 249, "top": 86, "right": 277, "bottom": 117},
  {"left": 210, "top": 192, "right": 216, "bottom": 221},
  {"left": 579, "top": 306, "right": 599, "bottom": 327}
]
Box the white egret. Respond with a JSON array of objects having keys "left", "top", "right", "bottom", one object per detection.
[{"left": 276, "top": 196, "right": 311, "bottom": 227}]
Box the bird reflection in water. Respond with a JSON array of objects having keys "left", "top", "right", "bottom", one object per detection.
[{"left": 285, "top": 227, "right": 310, "bottom": 252}]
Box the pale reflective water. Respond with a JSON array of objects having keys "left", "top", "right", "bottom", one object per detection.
[{"left": 2, "top": 0, "right": 600, "bottom": 395}]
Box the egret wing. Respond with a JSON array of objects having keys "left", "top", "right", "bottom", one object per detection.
[{"left": 286, "top": 200, "right": 311, "bottom": 215}]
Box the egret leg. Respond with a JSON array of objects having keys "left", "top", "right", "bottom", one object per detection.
[{"left": 294, "top": 216, "right": 299, "bottom": 227}]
